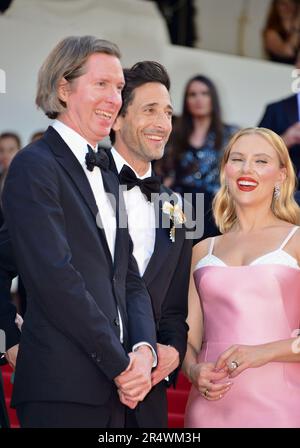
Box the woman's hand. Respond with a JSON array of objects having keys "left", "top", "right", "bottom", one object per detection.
[
  {"left": 215, "top": 344, "right": 271, "bottom": 378},
  {"left": 189, "top": 362, "right": 232, "bottom": 401}
]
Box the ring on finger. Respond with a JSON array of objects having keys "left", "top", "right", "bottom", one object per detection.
[{"left": 229, "top": 360, "right": 239, "bottom": 371}]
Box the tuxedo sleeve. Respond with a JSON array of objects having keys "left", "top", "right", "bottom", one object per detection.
[
  {"left": 0, "top": 224, "right": 20, "bottom": 352},
  {"left": 2, "top": 150, "right": 129, "bottom": 380},
  {"left": 158, "top": 237, "right": 192, "bottom": 375},
  {"left": 126, "top": 236, "right": 157, "bottom": 351}
]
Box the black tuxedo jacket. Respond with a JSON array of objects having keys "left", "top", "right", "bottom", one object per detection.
[
  {"left": 259, "top": 94, "right": 300, "bottom": 181},
  {"left": 1, "top": 127, "right": 156, "bottom": 414},
  {"left": 107, "top": 149, "right": 193, "bottom": 427}
]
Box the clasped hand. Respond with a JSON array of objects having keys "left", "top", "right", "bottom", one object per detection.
[{"left": 114, "top": 346, "right": 153, "bottom": 409}]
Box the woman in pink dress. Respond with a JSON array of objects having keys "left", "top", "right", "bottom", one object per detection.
[{"left": 183, "top": 127, "right": 300, "bottom": 428}]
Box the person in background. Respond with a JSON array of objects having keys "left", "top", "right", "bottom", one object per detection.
[
  {"left": 29, "top": 130, "right": 45, "bottom": 143},
  {"left": 263, "top": 0, "right": 300, "bottom": 65},
  {"left": 183, "top": 127, "right": 300, "bottom": 428},
  {"left": 155, "top": 74, "right": 238, "bottom": 239},
  {"left": 258, "top": 50, "right": 300, "bottom": 187},
  {"left": 0, "top": 132, "right": 21, "bottom": 197}
]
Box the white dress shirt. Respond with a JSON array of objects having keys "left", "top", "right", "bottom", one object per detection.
[
  {"left": 52, "top": 120, "right": 116, "bottom": 259},
  {"left": 111, "top": 147, "right": 156, "bottom": 276}
]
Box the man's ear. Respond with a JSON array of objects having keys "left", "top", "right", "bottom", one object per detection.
[
  {"left": 112, "top": 115, "right": 123, "bottom": 132},
  {"left": 57, "top": 77, "right": 70, "bottom": 103}
]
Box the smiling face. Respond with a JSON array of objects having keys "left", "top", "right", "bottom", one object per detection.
[
  {"left": 113, "top": 82, "right": 173, "bottom": 164},
  {"left": 185, "top": 80, "right": 212, "bottom": 118},
  {"left": 58, "top": 53, "right": 124, "bottom": 146},
  {"left": 224, "top": 134, "right": 286, "bottom": 207}
]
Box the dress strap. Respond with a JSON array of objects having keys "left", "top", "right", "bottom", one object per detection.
[
  {"left": 208, "top": 237, "right": 215, "bottom": 255},
  {"left": 279, "top": 226, "right": 299, "bottom": 250}
]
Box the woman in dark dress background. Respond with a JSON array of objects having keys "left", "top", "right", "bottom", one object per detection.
[{"left": 156, "top": 75, "right": 238, "bottom": 239}]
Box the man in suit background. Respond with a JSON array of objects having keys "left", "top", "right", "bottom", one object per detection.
[
  {"left": 109, "top": 61, "right": 193, "bottom": 427},
  {"left": 258, "top": 94, "right": 300, "bottom": 184},
  {"left": 1, "top": 35, "right": 157, "bottom": 428}
]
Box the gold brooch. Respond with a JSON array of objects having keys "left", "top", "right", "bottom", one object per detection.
[{"left": 162, "top": 201, "right": 186, "bottom": 242}]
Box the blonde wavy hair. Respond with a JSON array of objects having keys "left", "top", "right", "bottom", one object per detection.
[{"left": 213, "top": 127, "right": 300, "bottom": 233}]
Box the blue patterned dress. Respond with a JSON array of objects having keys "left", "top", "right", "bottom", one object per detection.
[{"left": 172, "top": 124, "right": 238, "bottom": 239}]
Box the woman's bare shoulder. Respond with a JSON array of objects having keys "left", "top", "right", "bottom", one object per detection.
[{"left": 192, "top": 237, "right": 217, "bottom": 265}]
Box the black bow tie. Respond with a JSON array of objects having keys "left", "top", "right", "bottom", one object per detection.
[
  {"left": 119, "top": 165, "right": 161, "bottom": 202},
  {"left": 85, "top": 144, "right": 109, "bottom": 171}
]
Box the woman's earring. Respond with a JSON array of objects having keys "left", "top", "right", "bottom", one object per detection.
[{"left": 274, "top": 184, "right": 281, "bottom": 200}]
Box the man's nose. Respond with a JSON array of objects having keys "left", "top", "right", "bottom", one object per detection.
[
  {"left": 105, "top": 86, "right": 122, "bottom": 105},
  {"left": 154, "top": 112, "right": 171, "bottom": 130}
]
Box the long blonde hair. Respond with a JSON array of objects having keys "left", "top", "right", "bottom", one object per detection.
[{"left": 213, "top": 127, "right": 300, "bottom": 233}]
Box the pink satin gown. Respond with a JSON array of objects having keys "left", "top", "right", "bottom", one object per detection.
[{"left": 185, "top": 226, "right": 300, "bottom": 428}]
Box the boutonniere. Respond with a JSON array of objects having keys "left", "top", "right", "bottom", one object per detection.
[{"left": 162, "top": 201, "right": 186, "bottom": 242}]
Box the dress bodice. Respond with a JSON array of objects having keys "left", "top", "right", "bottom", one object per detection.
[{"left": 185, "top": 226, "right": 300, "bottom": 428}]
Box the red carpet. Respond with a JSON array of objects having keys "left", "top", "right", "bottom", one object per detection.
[
  {"left": 2, "top": 365, "right": 190, "bottom": 428},
  {"left": 167, "top": 372, "right": 190, "bottom": 428},
  {"left": 1, "top": 364, "right": 19, "bottom": 428}
]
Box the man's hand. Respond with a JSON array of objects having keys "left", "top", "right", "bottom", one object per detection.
[
  {"left": 151, "top": 343, "right": 180, "bottom": 387},
  {"left": 114, "top": 346, "right": 153, "bottom": 403},
  {"left": 282, "top": 123, "right": 300, "bottom": 147},
  {"left": 117, "top": 389, "right": 138, "bottom": 410},
  {"left": 5, "top": 343, "right": 19, "bottom": 370}
]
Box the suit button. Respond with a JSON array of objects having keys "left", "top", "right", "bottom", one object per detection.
[
  {"left": 114, "top": 317, "right": 120, "bottom": 327},
  {"left": 96, "top": 357, "right": 101, "bottom": 363},
  {"left": 91, "top": 352, "right": 97, "bottom": 359}
]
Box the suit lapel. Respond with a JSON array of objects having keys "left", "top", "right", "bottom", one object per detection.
[
  {"left": 143, "top": 186, "right": 183, "bottom": 285},
  {"left": 101, "top": 167, "right": 124, "bottom": 266},
  {"left": 44, "top": 127, "right": 113, "bottom": 264}
]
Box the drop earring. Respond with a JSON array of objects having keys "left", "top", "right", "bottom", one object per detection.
[{"left": 274, "top": 184, "right": 281, "bottom": 200}]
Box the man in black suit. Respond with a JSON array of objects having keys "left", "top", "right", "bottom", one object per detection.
[
  {"left": 109, "top": 61, "right": 193, "bottom": 427},
  {"left": 1, "top": 36, "right": 157, "bottom": 428},
  {"left": 258, "top": 94, "right": 300, "bottom": 185}
]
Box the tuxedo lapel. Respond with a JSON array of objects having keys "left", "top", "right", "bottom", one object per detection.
[
  {"left": 101, "top": 167, "right": 124, "bottom": 266},
  {"left": 143, "top": 187, "right": 183, "bottom": 285},
  {"left": 44, "top": 127, "right": 112, "bottom": 264}
]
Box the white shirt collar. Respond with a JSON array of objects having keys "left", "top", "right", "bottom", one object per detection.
[
  {"left": 52, "top": 119, "right": 97, "bottom": 166},
  {"left": 110, "top": 146, "right": 152, "bottom": 179}
]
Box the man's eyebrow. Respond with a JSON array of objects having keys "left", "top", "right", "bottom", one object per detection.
[{"left": 142, "top": 102, "right": 173, "bottom": 111}]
